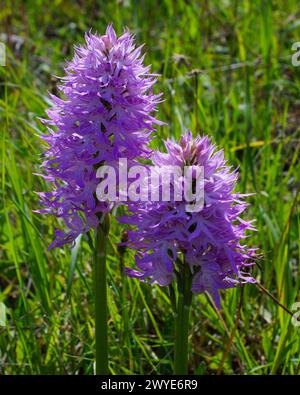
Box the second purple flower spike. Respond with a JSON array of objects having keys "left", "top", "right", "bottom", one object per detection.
[{"left": 122, "top": 131, "right": 257, "bottom": 307}]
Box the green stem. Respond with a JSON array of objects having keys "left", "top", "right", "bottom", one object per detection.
[
  {"left": 94, "top": 214, "right": 110, "bottom": 375},
  {"left": 174, "top": 269, "right": 192, "bottom": 375}
]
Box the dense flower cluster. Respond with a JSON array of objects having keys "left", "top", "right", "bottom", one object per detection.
[
  {"left": 120, "top": 131, "right": 256, "bottom": 306},
  {"left": 36, "top": 25, "right": 162, "bottom": 248}
]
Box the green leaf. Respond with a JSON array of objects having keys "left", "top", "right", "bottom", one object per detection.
[{"left": 0, "top": 302, "right": 7, "bottom": 326}]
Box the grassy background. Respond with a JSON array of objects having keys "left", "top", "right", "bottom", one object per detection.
[{"left": 0, "top": 0, "right": 300, "bottom": 374}]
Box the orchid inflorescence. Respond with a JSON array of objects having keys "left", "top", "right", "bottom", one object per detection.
[
  {"left": 36, "top": 25, "right": 162, "bottom": 248},
  {"left": 120, "top": 131, "right": 257, "bottom": 307}
]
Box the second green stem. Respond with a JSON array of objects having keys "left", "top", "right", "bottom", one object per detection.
[{"left": 174, "top": 267, "right": 193, "bottom": 375}]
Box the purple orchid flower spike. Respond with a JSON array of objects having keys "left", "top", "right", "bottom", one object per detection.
[
  {"left": 121, "top": 131, "right": 257, "bottom": 306},
  {"left": 36, "top": 24, "right": 163, "bottom": 249}
]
